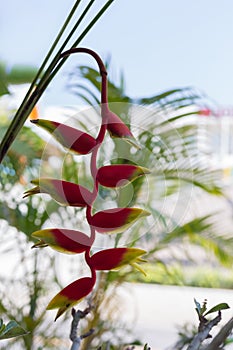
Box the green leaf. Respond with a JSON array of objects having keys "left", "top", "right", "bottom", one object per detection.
[
  {"left": 204, "top": 303, "right": 230, "bottom": 316},
  {"left": 194, "top": 298, "right": 201, "bottom": 315},
  {"left": 0, "top": 319, "right": 5, "bottom": 334},
  {"left": 225, "top": 337, "right": 233, "bottom": 345},
  {"left": 0, "top": 320, "right": 28, "bottom": 339},
  {"left": 7, "top": 65, "right": 38, "bottom": 85},
  {"left": 0, "top": 79, "right": 9, "bottom": 96},
  {"left": 0, "top": 62, "right": 9, "bottom": 96}
]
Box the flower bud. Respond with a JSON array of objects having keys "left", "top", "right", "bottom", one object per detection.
[
  {"left": 97, "top": 164, "right": 150, "bottom": 188},
  {"left": 31, "top": 119, "right": 96, "bottom": 155},
  {"left": 47, "top": 276, "right": 96, "bottom": 320},
  {"left": 24, "top": 178, "right": 92, "bottom": 207},
  {"left": 90, "top": 247, "right": 146, "bottom": 274},
  {"left": 31, "top": 228, "right": 90, "bottom": 254},
  {"left": 87, "top": 207, "right": 150, "bottom": 234},
  {"left": 106, "top": 110, "right": 140, "bottom": 149}
]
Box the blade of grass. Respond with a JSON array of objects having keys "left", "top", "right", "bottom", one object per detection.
[
  {"left": 34, "top": 0, "right": 83, "bottom": 82},
  {"left": 14, "top": 0, "right": 115, "bottom": 125},
  {"left": 33, "top": 0, "right": 116, "bottom": 95}
]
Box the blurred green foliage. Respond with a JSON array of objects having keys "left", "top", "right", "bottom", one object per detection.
[
  {"left": 1, "top": 58, "right": 233, "bottom": 349},
  {"left": 0, "top": 61, "right": 37, "bottom": 97}
]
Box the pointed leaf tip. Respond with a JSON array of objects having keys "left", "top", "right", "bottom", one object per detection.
[
  {"left": 30, "top": 119, "right": 39, "bottom": 124},
  {"left": 204, "top": 303, "right": 230, "bottom": 316},
  {"left": 0, "top": 321, "right": 28, "bottom": 339}
]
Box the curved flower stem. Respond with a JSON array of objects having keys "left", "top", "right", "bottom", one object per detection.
[
  {"left": 0, "top": 0, "right": 115, "bottom": 163},
  {"left": 60, "top": 47, "right": 110, "bottom": 212},
  {"left": 90, "top": 147, "right": 99, "bottom": 192},
  {"left": 59, "top": 48, "right": 112, "bottom": 277},
  {"left": 59, "top": 47, "right": 108, "bottom": 105},
  {"left": 86, "top": 206, "right": 95, "bottom": 240},
  {"left": 59, "top": 48, "right": 109, "bottom": 146}
]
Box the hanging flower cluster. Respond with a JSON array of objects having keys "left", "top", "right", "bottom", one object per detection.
[{"left": 24, "top": 48, "right": 150, "bottom": 321}]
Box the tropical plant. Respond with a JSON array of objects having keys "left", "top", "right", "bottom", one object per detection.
[
  {"left": 1, "top": 1, "right": 233, "bottom": 348},
  {"left": 0, "top": 110, "right": 78, "bottom": 349},
  {"left": 0, "top": 1, "right": 117, "bottom": 349},
  {"left": 2, "top": 61, "right": 233, "bottom": 349},
  {"left": 56, "top": 59, "right": 233, "bottom": 348},
  {"left": 21, "top": 48, "right": 151, "bottom": 350},
  {"left": 68, "top": 59, "right": 233, "bottom": 266}
]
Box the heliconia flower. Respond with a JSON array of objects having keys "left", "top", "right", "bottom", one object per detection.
[
  {"left": 23, "top": 178, "right": 92, "bottom": 207},
  {"left": 90, "top": 247, "right": 147, "bottom": 275},
  {"left": 30, "top": 119, "right": 96, "bottom": 155},
  {"left": 47, "top": 276, "right": 96, "bottom": 321},
  {"left": 87, "top": 207, "right": 150, "bottom": 234},
  {"left": 105, "top": 110, "right": 141, "bottom": 149},
  {"left": 31, "top": 228, "right": 91, "bottom": 254},
  {"left": 96, "top": 164, "right": 150, "bottom": 188}
]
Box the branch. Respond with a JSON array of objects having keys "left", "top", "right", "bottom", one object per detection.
[
  {"left": 187, "top": 312, "right": 221, "bottom": 350},
  {"left": 70, "top": 305, "right": 94, "bottom": 350},
  {"left": 204, "top": 316, "right": 233, "bottom": 350}
]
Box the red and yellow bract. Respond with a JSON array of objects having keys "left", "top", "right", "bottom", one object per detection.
[
  {"left": 26, "top": 48, "right": 150, "bottom": 321},
  {"left": 24, "top": 178, "right": 93, "bottom": 207},
  {"left": 87, "top": 207, "right": 150, "bottom": 234},
  {"left": 90, "top": 247, "right": 146, "bottom": 271},
  {"left": 105, "top": 109, "right": 140, "bottom": 149},
  {"left": 97, "top": 164, "right": 150, "bottom": 188},
  {"left": 47, "top": 276, "right": 96, "bottom": 321},
  {"left": 31, "top": 119, "right": 96, "bottom": 155},
  {"left": 32, "top": 228, "right": 91, "bottom": 254}
]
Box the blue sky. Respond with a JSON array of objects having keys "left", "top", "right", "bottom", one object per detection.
[{"left": 1, "top": 0, "right": 233, "bottom": 107}]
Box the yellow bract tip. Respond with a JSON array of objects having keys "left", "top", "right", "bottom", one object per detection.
[{"left": 131, "top": 262, "right": 147, "bottom": 276}]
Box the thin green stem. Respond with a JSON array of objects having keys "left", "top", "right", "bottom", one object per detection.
[
  {"left": 19, "top": 0, "right": 83, "bottom": 110},
  {"left": 35, "top": 0, "right": 83, "bottom": 83},
  {"left": 71, "top": 0, "right": 115, "bottom": 48},
  {"left": 37, "top": 0, "right": 115, "bottom": 101},
  {"left": 0, "top": 0, "right": 82, "bottom": 162},
  {"left": 23, "top": 0, "right": 114, "bottom": 109},
  {"left": 29, "top": 0, "right": 96, "bottom": 101},
  {"left": 59, "top": 0, "right": 95, "bottom": 53},
  {"left": 0, "top": 0, "right": 115, "bottom": 163}
]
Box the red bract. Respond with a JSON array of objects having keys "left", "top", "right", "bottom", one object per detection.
[
  {"left": 97, "top": 164, "right": 150, "bottom": 188},
  {"left": 26, "top": 48, "right": 150, "bottom": 320},
  {"left": 32, "top": 228, "right": 91, "bottom": 254},
  {"left": 24, "top": 178, "right": 93, "bottom": 207},
  {"left": 87, "top": 207, "right": 150, "bottom": 234},
  {"left": 47, "top": 276, "right": 96, "bottom": 321},
  {"left": 31, "top": 119, "right": 96, "bottom": 155},
  {"left": 105, "top": 109, "right": 140, "bottom": 149},
  {"left": 90, "top": 247, "right": 146, "bottom": 271}
]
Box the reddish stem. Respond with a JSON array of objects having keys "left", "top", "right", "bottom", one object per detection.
[
  {"left": 59, "top": 47, "right": 109, "bottom": 105},
  {"left": 59, "top": 48, "right": 109, "bottom": 277},
  {"left": 85, "top": 248, "right": 96, "bottom": 280}
]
